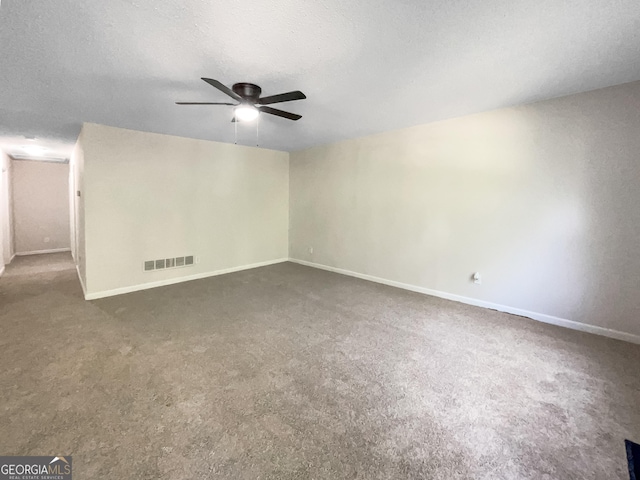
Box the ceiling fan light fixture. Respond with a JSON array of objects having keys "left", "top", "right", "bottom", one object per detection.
[
  {"left": 177, "top": 79, "right": 304, "bottom": 122},
  {"left": 235, "top": 105, "right": 259, "bottom": 122}
]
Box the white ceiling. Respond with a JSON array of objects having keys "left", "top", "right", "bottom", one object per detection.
[{"left": 1, "top": 0, "right": 640, "bottom": 157}]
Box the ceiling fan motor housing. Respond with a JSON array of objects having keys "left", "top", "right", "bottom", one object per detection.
[{"left": 232, "top": 83, "right": 262, "bottom": 102}]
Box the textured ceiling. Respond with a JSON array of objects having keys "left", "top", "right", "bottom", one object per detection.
[{"left": 1, "top": 0, "right": 640, "bottom": 157}]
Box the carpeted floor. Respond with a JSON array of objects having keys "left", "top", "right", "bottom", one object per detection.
[{"left": 1, "top": 253, "right": 639, "bottom": 479}]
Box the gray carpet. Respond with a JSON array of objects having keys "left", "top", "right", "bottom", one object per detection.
[{"left": 1, "top": 253, "right": 639, "bottom": 479}]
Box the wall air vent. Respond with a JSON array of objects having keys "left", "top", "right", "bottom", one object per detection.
[{"left": 143, "top": 255, "right": 195, "bottom": 272}]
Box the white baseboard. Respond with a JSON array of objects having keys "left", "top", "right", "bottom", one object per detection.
[
  {"left": 16, "top": 248, "right": 71, "bottom": 256},
  {"left": 288, "top": 258, "right": 640, "bottom": 345},
  {"left": 84, "top": 258, "right": 289, "bottom": 300},
  {"left": 0, "top": 253, "right": 16, "bottom": 277}
]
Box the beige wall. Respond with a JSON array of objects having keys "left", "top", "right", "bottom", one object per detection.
[
  {"left": 290, "top": 81, "right": 640, "bottom": 339},
  {"left": 79, "top": 123, "right": 289, "bottom": 297},
  {"left": 1, "top": 150, "right": 15, "bottom": 270},
  {"left": 12, "top": 159, "right": 70, "bottom": 254}
]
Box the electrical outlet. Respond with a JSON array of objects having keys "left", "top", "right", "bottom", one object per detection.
[
  {"left": 472, "top": 272, "right": 482, "bottom": 285},
  {"left": 309, "top": 246, "right": 313, "bottom": 254}
]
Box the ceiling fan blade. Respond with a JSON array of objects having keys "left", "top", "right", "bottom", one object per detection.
[
  {"left": 258, "top": 91, "right": 306, "bottom": 105},
  {"left": 175, "top": 102, "right": 236, "bottom": 105},
  {"left": 201, "top": 78, "right": 243, "bottom": 101},
  {"left": 258, "top": 106, "right": 302, "bottom": 121}
]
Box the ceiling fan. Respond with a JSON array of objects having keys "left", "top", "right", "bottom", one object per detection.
[{"left": 176, "top": 78, "right": 306, "bottom": 122}]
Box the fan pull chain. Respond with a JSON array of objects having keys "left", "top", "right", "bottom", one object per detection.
[
  {"left": 234, "top": 116, "right": 238, "bottom": 145},
  {"left": 256, "top": 114, "right": 260, "bottom": 147}
]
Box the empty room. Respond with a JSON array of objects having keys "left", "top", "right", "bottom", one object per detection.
[{"left": 1, "top": 1, "right": 639, "bottom": 479}]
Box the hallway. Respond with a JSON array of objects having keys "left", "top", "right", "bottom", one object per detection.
[{"left": 2, "top": 251, "right": 76, "bottom": 278}]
